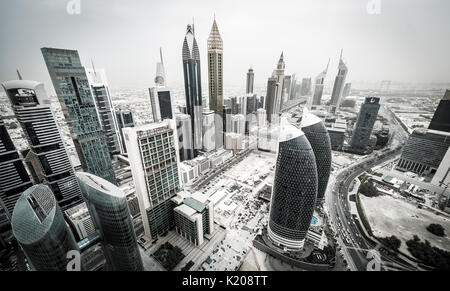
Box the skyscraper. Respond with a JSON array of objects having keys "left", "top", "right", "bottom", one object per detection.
[
  {"left": 41, "top": 48, "right": 116, "bottom": 184},
  {"left": 207, "top": 18, "right": 224, "bottom": 139},
  {"left": 350, "top": 97, "right": 380, "bottom": 149},
  {"left": 343, "top": 83, "right": 352, "bottom": 97},
  {"left": 76, "top": 172, "right": 143, "bottom": 271},
  {"left": 0, "top": 118, "right": 33, "bottom": 219},
  {"left": 115, "top": 110, "right": 135, "bottom": 154},
  {"left": 265, "top": 77, "right": 278, "bottom": 123},
  {"left": 310, "top": 60, "right": 329, "bottom": 109},
  {"left": 246, "top": 67, "right": 254, "bottom": 94},
  {"left": 150, "top": 48, "right": 174, "bottom": 122},
  {"left": 268, "top": 120, "right": 317, "bottom": 250},
  {"left": 202, "top": 109, "right": 216, "bottom": 152},
  {"left": 85, "top": 67, "right": 122, "bottom": 155},
  {"left": 300, "top": 110, "right": 332, "bottom": 206},
  {"left": 182, "top": 24, "right": 203, "bottom": 157},
  {"left": 176, "top": 113, "right": 194, "bottom": 161},
  {"left": 124, "top": 121, "right": 181, "bottom": 241},
  {"left": 282, "top": 75, "right": 292, "bottom": 104},
  {"left": 429, "top": 90, "right": 450, "bottom": 133},
  {"left": 2, "top": 80, "right": 82, "bottom": 211},
  {"left": 272, "top": 53, "right": 285, "bottom": 118},
  {"left": 11, "top": 184, "right": 80, "bottom": 271},
  {"left": 300, "top": 78, "right": 312, "bottom": 96},
  {"left": 330, "top": 51, "right": 348, "bottom": 114}
]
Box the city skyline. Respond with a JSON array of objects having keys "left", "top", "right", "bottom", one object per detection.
[{"left": 1, "top": 0, "right": 450, "bottom": 95}]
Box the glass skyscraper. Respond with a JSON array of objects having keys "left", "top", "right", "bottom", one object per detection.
[
  {"left": 76, "top": 172, "right": 143, "bottom": 271},
  {"left": 268, "top": 120, "right": 318, "bottom": 250},
  {"left": 11, "top": 184, "right": 80, "bottom": 271},
  {"left": 2, "top": 80, "right": 83, "bottom": 211},
  {"left": 182, "top": 24, "right": 203, "bottom": 157},
  {"left": 41, "top": 48, "right": 116, "bottom": 184},
  {"left": 330, "top": 51, "right": 348, "bottom": 114},
  {"left": 350, "top": 97, "right": 380, "bottom": 149}
]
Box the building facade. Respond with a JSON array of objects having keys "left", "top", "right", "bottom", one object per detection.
[
  {"left": 176, "top": 113, "right": 194, "bottom": 161},
  {"left": 76, "top": 172, "right": 143, "bottom": 271},
  {"left": 329, "top": 52, "right": 348, "bottom": 114},
  {"left": 115, "top": 110, "right": 135, "bottom": 153},
  {"left": 429, "top": 90, "right": 450, "bottom": 133},
  {"left": 41, "top": 47, "right": 116, "bottom": 184},
  {"left": 2, "top": 80, "right": 83, "bottom": 211},
  {"left": 11, "top": 184, "right": 80, "bottom": 271},
  {"left": 202, "top": 110, "right": 216, "bottom": 152},
  {"left": 150, "top": 49, "right": 174, "bottom": 123},
  {"left": 246, "top": 67, "right": 254, "bottom": 94},
  {"left": 310, "top": 60, "right": 329, "bottom": 109},
  {"left": 268, "top": 121, "right": 318, "bottom": 250},
  {"left": 123, "top": 121, "right": 181, "bottom": 241},
  {"left": 350, "top": 97, "right": 380, "bottom": 149}
]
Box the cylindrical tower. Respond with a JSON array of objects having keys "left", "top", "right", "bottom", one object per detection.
[
  {"left": 12, "top": 184, "right": 79, "bottom": 271},
  {"left": 268, "top": 121, "right": 318, "bottom": 250},
  {"left": 301, "top": 109, "right": 332, "bottom": 206},
  {"left": 76, "top": 172, "right": 143, "bottom": 271}
]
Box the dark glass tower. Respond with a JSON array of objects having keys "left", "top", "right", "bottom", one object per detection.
[
  {"left": 2, "top": 80, "right": 83, "bottom": 211},
  {"left": 182, "top": 25, "right": 202, "bottom": 157},
  {"left": 0, "top": 118, "right": 33, "bottom": 219},
  {"left": 11, "top": 184, "right": 80, "bottom": 271},
  {"left": 41, "top": 48, "right": 116, "bottom": 184},
  {"left": 429, "top": 90, "right": 450, "bottom": 132},
  {"left": 268, "top": 121, "right": 318, "bottom": 250},
  {"left": 301, "top": 110, "right": 332, "bottom": 206},
  {"left": 76, "top": 172, "right": 143, "bottom": 271},
  {"left": 350, "top": 97, "right": 380, "bottom": 149}
]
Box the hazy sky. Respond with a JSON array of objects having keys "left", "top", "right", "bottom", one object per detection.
[{"left": 0, "top": 0, "right": 449, "bottom": 94}]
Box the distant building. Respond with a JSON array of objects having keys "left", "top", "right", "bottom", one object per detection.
[
  {"left": 265, "top": 53, "right": 285, "bottom": 124},
  {"left": 310, "top": 60, "right": 329, "bottom": 109},
  {"left": 115, "top": 110, "right": 135, "bottom": 153},
  {"left": 182, "top": 24, "right": 203, "bottom": 157},
  {"left": 225, "top": 133, "right": 244, "bottom": 154},
  {"left": 246, "top": 67, "right": 254, "bottom": 94},
  {"left": 300, "top": 78, "right": 312, "bottom": 96},
  {"left": 12, "top": 185, "right": 80, "bottom": 271},
  {"left": 330, "top": 51, "right": 348, "bottom": 114},
  {"left": 231, "top": 114, "right": 246, "bottom": 135},
  {"left": 350, "top": 97, "right": 380, "bottom": 149},
  {"left": 85, "top": 68, "right": 122, "bottom": 155},
  {"left": 327, "top": 127, "right": 346, "bottom": 150},
  {"left": 268, "top": 120, "right": 317, "bottom": 250},
  {"left": 397, "top": 128, "right": 450, "bottom": 175},
  {"left": 202, "top": 110, "right": 216, "bottom": 152},
  {"left": 429, "top": 90, "right": 450, "bottom": 133},
  {"left": 124, "top": 121, "right": 180, "bottom": 241},
  {"left": 0, "top": 118, "right": 33, "bottom": 220},
  {"left": 150, "top": 48, "right": 174, "bottom": 122},
  {"left": 41, "top": 47, "right": 116, "bottom": 184},
  {"left": 343, "top": 83, "right": 352, "bottom": 97},
  {"left": 76, "top": 172, "right": 143, "bottom": 271},
  {"left": 256, "top": 108, "right": 267, "bottom": 128},
  {"left": 2, "top": 80, "right": 83, "bottom": 210},
  {"left": 176, "top": 113, "right": 194, "bottom": 161}
]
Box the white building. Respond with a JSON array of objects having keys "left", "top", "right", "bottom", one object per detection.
[
  {"left": 64, "top": 202, "right": 96, "bottom": 240},
  {"left": 202, "top": 109, "right": 216, "bottom": 152},
  {"left": 432, "top": 147, "right": 450, "bottom": 187}
]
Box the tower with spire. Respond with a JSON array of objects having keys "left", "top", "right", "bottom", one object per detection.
[
  {"left": 150, "top": 48, "right": 173, "bottom": 122},
  {"left": 182, "top": 23, "right": 202, "bottom": 158},
  {"left": 310, "top": 59, "right": 330, "bottom": 109},
  {"left": 330, "top": 49, "right": 348, "bottom": 114},
  {"left": 207, "top": 16, "right": 224, "bottom": 149}
]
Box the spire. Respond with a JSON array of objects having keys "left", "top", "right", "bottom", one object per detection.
[
  {"left": 16, "top": 69, "right": 22, "bottom": 80},
  {"left": 192, "top": 17, "right": 195, "bottom": 35},
  {"left": 340, "top": 49, "right": 343, "bottom": 60},
  {"left": 91, "top": 58, "right": 97, "bottom": 76},
  {"left": 155, "top": 48, "right": 166, "bottom": 86},
  {"left": 207, "top": 17, "right": 223, "bottom": 50},
  {"left": 160, "top": 47, "right": 164, "bottom": 66}
]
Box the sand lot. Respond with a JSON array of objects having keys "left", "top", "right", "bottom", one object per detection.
[{"left": 360, "top": 194, "right": 450, "bottom": 254}]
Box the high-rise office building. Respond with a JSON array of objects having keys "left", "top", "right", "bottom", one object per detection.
[
  {"left": 310, "top": 60, "right": 329, "bottom": 109},
  {"left": 64, "top": 202, "right": 96, "bottom": 241},
  {"left": 283, "top": 75, "right": 292, "bottom": 104},
  {"left": 300, "top": 110, "right": 332, "bottom": 206},
  {"left": 11, "top": 184, "right": 80, "bottom": 271},
  {"left": 0, "top": 118, "right": 33, "bottom": 220},
  {"left": 343, "top": 83, "right": 352, "bottom": 97},
  {"left": 2, "top": 80, "right": 82, "bottom": 211},
  {"left": 115, "top": 110, "right": 135, "bottom": 153},
  {"left": 350, "top": 97, "right": 380, "bottom": 149},
  {"left": 41, "top": 48, "right": 116, "bottom": 184},
  {"left": 268, "top": 120, "right": 317, "bottom": 250},
  {"left": 207, "top": 18, "right": 224, "bottom": 124},
  {"left": 150, "top": 48, "right": 174, "bottom": 122},
  {"left": 176, "top": 113, "right": 194, "bottom": 161},
  {"left": 231, "top": 114, "right": 246, "bottom": 135},
  {"left": 300, "top": 78, "right": 312, "bottom": 96},
  {"left": 124, "top": 121, "right": 181, "bottom": 241},
  {"left": 256, "top": 108, "right": 267, "bottom": 128},
  {"left": 202, "top": 110, "right": 216, "bottom": 152},
  {"left": 265, "top": 77, "right": 278, "bottom": 123},
  {"left": 273, "top": 53, "right": 285, "bottom": 119},
  {"left": 85, "top": 68, "right": 122, "bottom": 155},
  {"left": 330, "top": 51, "right": 348, "bottom": 114},
  {"left": 289, "top": 74, "right": 297, "bottom": 100},
  {"left": 429, "top": 90, "right": 450, "bottom": 133},
  {"left": 246, "top": 67, "right": 254, "bottom": 94},
  {"left": 182, "top": 24, "right": 203, "bottom": 157},
  {"left": 396, "top": 128, "right": 450, "bottom": 175},
  {"left": 76, "top": 172, "right": 143, "bottom": 271}
]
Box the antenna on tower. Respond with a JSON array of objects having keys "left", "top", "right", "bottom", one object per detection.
[
  {"left": 340, "top": 49, "right": 343, "bottom": 60},
  {"left": 16, "top": 69, "right": 23, "bottom": 80},
  {"left": 192, "top": 17, "right": 195, "bottom": 35},
  {"left": 326, "top": 58, "right": 330, "bottom": 71},
  {"left": 160, "top": 47, "right": 164, "bottom": 66},
  {"left": 91, "top": 58, "right": 97, "bottom": 76}
]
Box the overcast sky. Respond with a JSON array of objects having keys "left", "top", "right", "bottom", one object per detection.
[{"left": 0, "top": 0, "right": 449, "bottom": 94}]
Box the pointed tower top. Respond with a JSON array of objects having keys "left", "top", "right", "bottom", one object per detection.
[
  {"left": 208, "top": 17, "right": 223, "bottom": 50},
  {"left": 340, "top": 49, "right": 343, "bottom": 60},
  {"left": 91, "top": 58, "right": 97, "bottom": 76},
  {"left": 16, "top": 69, "right": 23, "bottom": 80}
]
